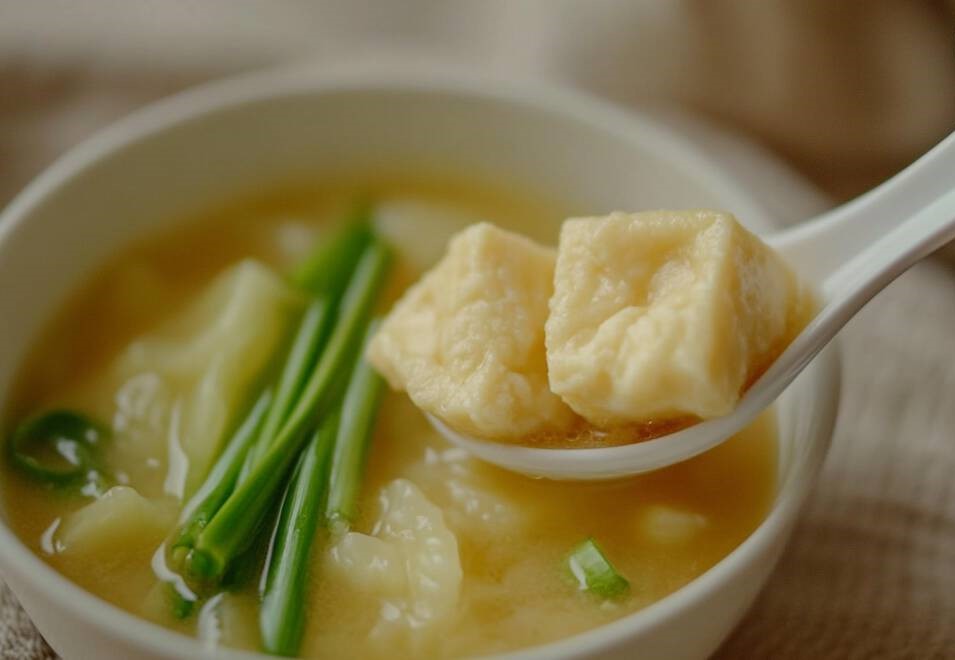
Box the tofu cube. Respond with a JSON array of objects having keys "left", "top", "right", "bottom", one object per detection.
[
  {"left": 546, "top": 210, "right": 807, "bottom": 425},
  {"left": 368, "top": 223, "right": 576, "bottom": 439}
]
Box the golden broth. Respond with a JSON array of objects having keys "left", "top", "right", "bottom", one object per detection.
[{"left": 2, "top": 177, "right": 776, "bottom": 658}]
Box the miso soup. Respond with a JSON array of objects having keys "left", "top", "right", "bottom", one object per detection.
[{"left": 2, "top": 177, "right": 776, "bottom": 658}]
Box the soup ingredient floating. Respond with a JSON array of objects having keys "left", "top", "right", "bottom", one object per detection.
[
  {"left": 168, "top": 214, "right": 391, "bottom": 657},
  {"left": 182, "top": 243, "right": 390, "bottom": 583},
  {"left": 259, "top": 330, "right": 385, "bottom": 655},
  {"left": 7, "top": 410, "right": 110, "bottom": 495},
  {"left": 7, "top": 204, "right": 394, "bottom": 657},
  {"left": 567, "top": 537, "right": 630, "bottom": 599},
  {"left": 368, "top": 210, "right": 808, "bottom": 445}
]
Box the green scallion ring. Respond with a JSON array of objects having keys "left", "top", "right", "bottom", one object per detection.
[{"left": 8, "top": 410, "right": 108, "bottom": 485}]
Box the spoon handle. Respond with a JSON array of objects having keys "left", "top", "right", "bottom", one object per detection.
[
  {"left": 745, "top": 133, "right": 955, "bottom": 440},
  {"left": 768, "top": 130, "right": 955, "bottom": 293},
  {"left": 817, "top": 188, "right": 955, "bottom": 301}
]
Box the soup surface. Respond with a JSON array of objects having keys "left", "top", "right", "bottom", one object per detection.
[{"left": 2, "top": 177, "right": 776, "bottom": 658}]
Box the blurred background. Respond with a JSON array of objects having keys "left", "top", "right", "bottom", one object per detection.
[
  {"left": 2, "top": 1, "right": 955, "bottom": 204},
  {"left": 1, "top": 1, "right": 954, "bottom": 658}
]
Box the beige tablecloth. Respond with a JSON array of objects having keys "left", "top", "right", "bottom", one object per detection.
[{"left": 1, "top": 3, "right": 954, "bottom": 658}]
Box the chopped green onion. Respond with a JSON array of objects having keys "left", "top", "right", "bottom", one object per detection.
[
  {"left": 260, "top": 322, "right": 386, "bottom": 654},
  {"left": 171, "top": 389, "right": 273, "bottom": 561},
  {"left": 567, "top": 538, "right": 630, "bottom": 599},
  {"left": 280, "top": 241, "right": 390, "bottom": 450},
  {"left": 241, "top": 300, "right": 332, "bottom": 477},
  {"left": 291, "top": 202, "right": 373, "bottom": 297},
  {"left": 8, "top": 410, "right": 109, "bottom": 490},
  {"left": 259, "top": 412, "right": 337, "bottom": 656},
  {"left": 167, "top": 583, "right": 196, "bottom": 620},
  {"left": 240, "top": 204, "right": 374, "bottom": 478},
  {"left": 324, "top": 321, "right": 386, "bottom": 533},
  {"left": 187, "top": 241, "right": 391, "bottom": 583}
]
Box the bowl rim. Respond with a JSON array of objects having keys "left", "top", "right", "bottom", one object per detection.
[{"left": 0, "top": 64, "right": 840, "bottom": 660}]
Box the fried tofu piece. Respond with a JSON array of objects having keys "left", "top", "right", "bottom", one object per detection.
[
  {"left": 368, "top": 223, "right": 575, "bottom": 439},
  {"left": 546, "top": 210, "right": 807, "bottom": 425}
]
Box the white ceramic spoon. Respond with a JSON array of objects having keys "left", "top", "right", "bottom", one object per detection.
[{"left": 429, "top": 130, "right": 955, "bottom": 480}]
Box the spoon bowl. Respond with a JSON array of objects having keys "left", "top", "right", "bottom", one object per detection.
[{"left": 431, "top": 131, "right": 955, "bottom": 480}]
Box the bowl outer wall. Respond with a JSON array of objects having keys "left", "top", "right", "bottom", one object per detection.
[{"left": 0, "top": 65, "right": 838, "bottom": 660}]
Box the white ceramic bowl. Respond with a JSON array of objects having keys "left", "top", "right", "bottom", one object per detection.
[{"left": 0, "top": 66, "right": 840, "bottom": 660}]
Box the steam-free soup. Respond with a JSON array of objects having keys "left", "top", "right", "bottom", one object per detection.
[{"left": 2, "top": 178, "right": 776, "bottom": 658}]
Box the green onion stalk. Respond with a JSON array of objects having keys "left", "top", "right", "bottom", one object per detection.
[
  {"left": 186, "top": 241, "right": 390, "bottom": 583},
  {"left": 260, "top": 321, "right": 385, "bottom": 656}
]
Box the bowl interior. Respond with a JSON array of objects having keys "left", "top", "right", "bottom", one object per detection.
[{"left": 0, "top": 70, "right": 836, "bottom": 660}]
